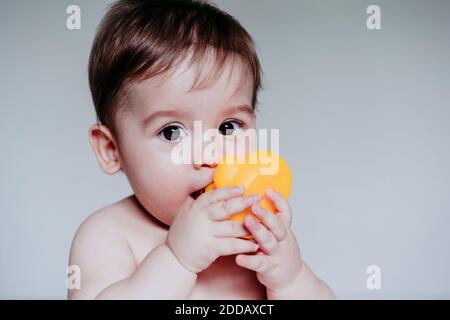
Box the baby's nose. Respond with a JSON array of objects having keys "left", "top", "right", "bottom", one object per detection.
[
  {"left": 193, "top": 151, "right": 219, "bottom": 170},
  {"left": 191, "top": 130, "right": 224, "bottom": 169}
]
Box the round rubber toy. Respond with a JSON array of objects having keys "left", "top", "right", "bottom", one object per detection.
[{"left": 205, "top": 150, "right": 292, "bottom": 239}]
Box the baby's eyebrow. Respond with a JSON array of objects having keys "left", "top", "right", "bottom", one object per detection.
[{"left": 221, "top": 104, "right": 254, "bottom": 118}]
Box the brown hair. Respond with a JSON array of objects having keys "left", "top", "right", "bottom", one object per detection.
[{"left": 88, "top": 0, "right": 263, "bottom": 137}]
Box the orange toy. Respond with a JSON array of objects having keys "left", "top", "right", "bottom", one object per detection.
[{"left": 205, "top": 150, "right": 292, "bottom": 238}]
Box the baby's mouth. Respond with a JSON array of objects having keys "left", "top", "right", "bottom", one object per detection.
[{"left": 190, "top": 187, "right": 206, "bottom": 200}]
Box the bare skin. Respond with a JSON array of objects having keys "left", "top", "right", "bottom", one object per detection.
[
  {"left": 68, "top": 50, "right": 334, "bottom": 299},
  {"left": 68, "top": 195, "right": 267, "bottom": 299}
]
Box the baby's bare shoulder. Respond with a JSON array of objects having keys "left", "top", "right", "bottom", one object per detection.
[
  {"left": 71, "top": 196, "right": 135, "bottom": 242},
  {"left": 68, "top": 195, "right": 166, "bottom": 299},
  {"left": 67, "top": 197, "right": 136, "bottom": 298},
  {"left": 70, "top": 195, "right": 166, "bottom": 258}
]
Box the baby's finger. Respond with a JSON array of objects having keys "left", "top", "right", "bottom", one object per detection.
[
  {"left": 212, "top": 220, "right": 249, "bottom": 238},
  {"left": 244, "top": 215, "right": 279, "bottom": 255},
  {"left": 266, "top": 189, "right": 292, "bottom": 228},
  {"left": 251, "top": 204, "right": 287, "bottom": 241},
  {"left": 235, "top": 252, "right": 275, "bottom": 273},
  {"left": 196, "top": 186, "right": 244, "bottom": 207},
  {"left": 208, "top": 194, "right": 261, "bottom": 221},
  {"left": 215, "top": 238, "right": 259, "bottom": 256}
]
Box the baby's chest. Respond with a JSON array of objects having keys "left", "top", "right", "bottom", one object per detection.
[
  {"left": 188, "top": 273, "right": 267, "bottom": 300},
  {"left": 126, "top": 226, "right": 267, "bottom": 300}
]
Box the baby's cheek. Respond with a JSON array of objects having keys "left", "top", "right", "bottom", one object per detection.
[
  {"left": 132, "top": 156, "right": 192, "bottom": 220},
  {"left": 137, "top": 192, "right": 179, "bottom": 226},
  {"left": 154, "top": 186, "right": 189, "bottom": 222}
]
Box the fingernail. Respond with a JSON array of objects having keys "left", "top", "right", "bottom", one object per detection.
[
  {"left": 251, "top": 194, "right": 261, "bottom": 202},
  {"left": 266, "top": 188, "right": 273, "bottom": 194},
  {"left": 234, "top": 186, "right": 244, "bottom": 192},
  {"left": 246, "top": 215, "right": 255, "bottom": 224}
]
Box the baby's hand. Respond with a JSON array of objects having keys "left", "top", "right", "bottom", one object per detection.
[
  {"left": 236, "top": 189, "right": 303, "bottom": 291},
  {"left": 165, "top": 186, "right": 261, "bottom": 274}
]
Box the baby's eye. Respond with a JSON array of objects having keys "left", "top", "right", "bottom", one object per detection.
[
  {"left": 158, "top": 124, "right": 187, "bottom": 142},
  {"left": 218, "top": 120, "right": 243, "bottom": 136}
]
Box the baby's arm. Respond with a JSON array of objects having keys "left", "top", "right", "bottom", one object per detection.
[{"left": 68, "top": 213, "right": 196, "bottom": 300}]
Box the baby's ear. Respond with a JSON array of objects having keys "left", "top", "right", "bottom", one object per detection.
[{"left": 88, "top": 124, "right": 121, "bottom": 175}]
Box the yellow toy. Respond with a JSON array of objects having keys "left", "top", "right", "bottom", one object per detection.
[{"left": 205, "top": 150, "right": 292, "bottom": 238}]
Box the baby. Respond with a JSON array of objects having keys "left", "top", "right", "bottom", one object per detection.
[{"left": 68, "top": 0, "right": 334, "bottom": 299}]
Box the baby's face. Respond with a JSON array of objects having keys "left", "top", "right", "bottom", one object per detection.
[{"left": 115, "top": 57, "right": 257, "bottom": 226}]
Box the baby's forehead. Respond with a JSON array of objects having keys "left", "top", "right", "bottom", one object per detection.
[{"left": 128, "top": 56, "right": 253, "bottom": 109}]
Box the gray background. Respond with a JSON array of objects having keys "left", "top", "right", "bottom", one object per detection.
[{"left": 1, "top": 0, "right": 449, "bottom": 299}]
